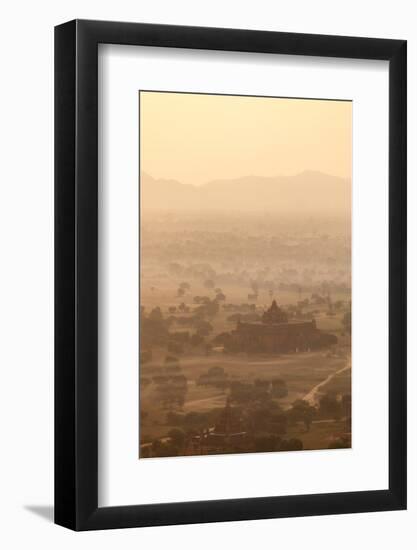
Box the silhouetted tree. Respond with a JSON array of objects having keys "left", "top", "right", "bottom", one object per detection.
[
  {"left": 149, "top": 307, "right": 163, "bottom": 321},
  {"left": 318, "top": 392, "right": 342, "bottom": 421},
  {"left": 289, "top": 400, "right": 317, "bottom": 431},
  {"left": 204, "top": 279, "right": 215, "bottom": 289},
  {"left": 271, "top": 378, "right": 288, "bottom": 398}
]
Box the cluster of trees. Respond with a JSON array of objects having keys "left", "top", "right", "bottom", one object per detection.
[
  {"left": 287, "top": 400, "right": 317, "bottom": 431},
  {"left": 164, "top": 269, "right": 348, "bottom": 305},
  {"left": 153, "top": 400, "right": 301, "bottom": 456},
  {"left": 242, "top": 401, "right": 287, "bottom": 436},
  {"left": 140, "top": 306, "right": 168, "bottom": 347},
  {"left": 170, "top": 297, "right": 221, "bottom": 323},
  {"left": 193, "top": 299, "right": 219, "bottom": 319},
  {"left": 142, "top": 281, "right": 349, "bottom": 360},
  {"left": 141, "top": 301, "right": 219, "bottom": 355},
  {"left": 141, "top": 304, "right": 213, "bottom": 350},
  {"left": 145, "top": 387, "right": 352, "bottom": 457},
  {"left": 168, "top": 302, "right": 190, "bottom": 314},
  {"left": 318, "top": 392, "right": 351, "bottom": 423},
  {"left": 180, "top": 284, "right": 224, "bottom": 307},
  {"left": 141, "top": 211, "right": 351, "bottom": 294},
  {"left": 176, "top": 281, "right": 191, "bottom": 297},
  {"left": 141, "top": 355, "right": 188, "bottom": 410},
  {"left": 193, "top": 295, "right": 211, "bottom": 304},
  {"left": 286, "top": 392, "right": 351, "bottom": 432}
]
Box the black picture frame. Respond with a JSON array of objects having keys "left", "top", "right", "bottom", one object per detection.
[{"left": 55, "top": 19, "right": 407, "bottom": 531}]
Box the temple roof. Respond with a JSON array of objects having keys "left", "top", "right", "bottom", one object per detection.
[{"left": 262, "top": 300, "right": 289, "bottom": 324}]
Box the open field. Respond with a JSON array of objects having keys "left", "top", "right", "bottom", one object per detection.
[
  {"left": 142, "top": 351, "right": 349, "bottom": 406},
  {"left": 140, "top": 350, "right": 351, "bottom": 442}
]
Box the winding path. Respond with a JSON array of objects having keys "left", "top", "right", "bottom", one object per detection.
[{"left": 303, "top": 359, "right": 351, "bottom": 405}]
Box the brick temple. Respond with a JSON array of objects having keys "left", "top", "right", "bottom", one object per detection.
[{"left": 229, "top": 300, "right": 337, "bottom": 353}]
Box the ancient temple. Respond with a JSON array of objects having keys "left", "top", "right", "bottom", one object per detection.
[
  {"left": 261, "top": 300, "right": 288, "bottom": 324},
  {"left": 229, "top": 301, "right": 337, "bottom": 354},
  {"left": 185, "top": 397, "right": 247, "bottom": 455}
]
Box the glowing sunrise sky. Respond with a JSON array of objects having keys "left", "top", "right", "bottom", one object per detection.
[{"left": 140, "top": 91, "right": 352, "bottom": 186}]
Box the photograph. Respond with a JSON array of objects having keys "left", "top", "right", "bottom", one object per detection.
[{"left": 139, "top": 91, "right": 352, "bottom": 458}]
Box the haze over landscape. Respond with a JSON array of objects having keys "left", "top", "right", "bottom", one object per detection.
[
  {"left": 139, "top": 91, "right": 352, "bottom": 459},
  {"left": 141, "top": 170, "right": 350, "bottom": 215}
]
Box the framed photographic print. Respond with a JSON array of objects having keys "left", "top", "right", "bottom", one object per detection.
[{"left": 55, "top": 20, "right": 407, "bottom": 530}]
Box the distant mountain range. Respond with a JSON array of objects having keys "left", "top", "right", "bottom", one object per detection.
[{"left": 141, "top": 171, "right": 351, "bottom": 214}]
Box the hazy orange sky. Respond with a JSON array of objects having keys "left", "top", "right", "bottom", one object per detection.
[{"left": 140, "top": 92, "right": 352, "bottom": 186}]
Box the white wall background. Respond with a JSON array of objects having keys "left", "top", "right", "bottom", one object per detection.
[{"left": 0, "top": 0, "right": 414, "bottom": 548}]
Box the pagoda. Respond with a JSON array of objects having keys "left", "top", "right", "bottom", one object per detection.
[{"left": 261, "top": 300, "right": 288, "bottom": 324}]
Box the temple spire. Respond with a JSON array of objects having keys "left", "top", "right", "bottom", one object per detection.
[{"left": 262, "top": 300, "right": 288, "bottom": 324}]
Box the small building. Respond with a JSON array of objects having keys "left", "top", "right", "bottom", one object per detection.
[{"left": 185, "top": 397, "right": 247, "bottom": 455}]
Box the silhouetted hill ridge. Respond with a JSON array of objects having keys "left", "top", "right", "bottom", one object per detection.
[{"left": 141, "top": 171, "right": 350, "bottom": 213}]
